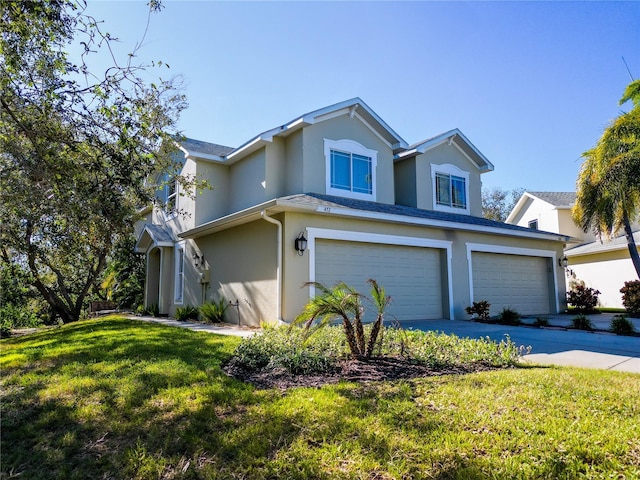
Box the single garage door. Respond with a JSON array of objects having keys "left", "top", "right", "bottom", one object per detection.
[
  {"left": 472, "top": 252, "right": 552, "bottom": 315},
  {"left": 315, "top": 239, "right": 444, "bottom": 321}
]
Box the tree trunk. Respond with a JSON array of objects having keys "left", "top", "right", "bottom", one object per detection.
[
  {"left": 365, "top": 315, "right": 383, "bottom": 358},
  {"left": 341, "top": 316, "right": 360, "bottom": 357},
  {"left": 622, "top": 210, "right": 640, "bottom": 279}
]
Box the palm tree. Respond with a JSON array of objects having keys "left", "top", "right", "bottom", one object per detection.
[
  {"left": 295, "top": 281, "right": 361, "bottom": 356},
  {"left": 573, "top": 80, "right": 640, "bottom": 278},
  {"left": 294, "top": 280, "right": 392, "bottom": 358},
  {"left": 365, "top": 279, "right": 391, "bottom": 357}
]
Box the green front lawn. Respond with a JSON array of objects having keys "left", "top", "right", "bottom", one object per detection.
[{"left": 2, "top": 317, "right": 639, "bottom": 479}]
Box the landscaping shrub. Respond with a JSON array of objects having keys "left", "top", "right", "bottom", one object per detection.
[
  {"left": 571, "top": 314, "right": 594, "bottom": 331},
  {"left": 534, "top": 317, "right": 549, "bottom": 327},
  {"left": 228, "top": 325, "right": 344, "bottom": 374},
  {"left": 199, "top": 298, "right": 228, "bottom": 323},
  {"left": 465, "top": 300, "right": 491, "bottom": 321},
  {"left": 145, "top": 303, "right": 160, "bottom": 317},
  {"left": 0, "top": 304, "right": 42, "bottom": 329},
  {"left": 228, "top": 324, "right": 525, "bottom": 375},
  {"left": 567, "top": 283, "right": 600, "bottom": 313},
  {"left": 620, "top": 280, "right": 640, "bottom": 317},
  {"left": 0, "top": 320, "right": 12, "bottom": 338},
  {"left": 496, "top": 307, "right": 521, "bottom": 325},
  {"left": 610, "top": 315, "right": 636, "bottom": 335},
  {"left": 175, "top": 305, "right": 199, "bottom": 321}
]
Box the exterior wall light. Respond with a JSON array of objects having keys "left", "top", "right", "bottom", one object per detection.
[
  {"left": 294, "top": 232, "right": 307, "bottom": 256},
  {"left": 559, "top": 255, "right": 568, "bottom": 269},
  {"left": 192, "top": 252, "right": 202, "bottom": 268}
]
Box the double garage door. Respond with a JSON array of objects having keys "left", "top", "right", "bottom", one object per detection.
[
  {"left": 471, "top": 252, "right": 552, "bottom": 315},
  {"left": 315, "top": 239, "right": 444, "bottom": 321},
  {"left": 314, "top": 239, "right": 554, "bottom": 320}
]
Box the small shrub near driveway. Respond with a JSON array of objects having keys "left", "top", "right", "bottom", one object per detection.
[
  {"left": 465, "top": 300, "right": 491, "bottom": 321},
  {"left": 610, "top": 315, "right": 636, "bottom": 335},
  {"left": 571, "top": 314, "right": 594, "bottom": 331},
  {"left": 620, "top": 280, "right": 640, "bottom": 317},
  {"left": 534, "top": 317, "right": 549, "bottom": 327},
  {"left": 567, "top": 283, "right": 600, "bottom": 313},
  {"left": 496, "top": 307, "right": 522, "bottom": 325}
]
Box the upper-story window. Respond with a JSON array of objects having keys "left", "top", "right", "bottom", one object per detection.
[
  {"left": 165, "top": 177, "right": 178, "bottom": 215},
  {"left": 325, "top": 139, "right": 377, "bottom": 201},
  {"left": 431, "top": 163, "right": 470, "bottom": 215},
  {"left": 528, "top": 219, "right": 538, "bottom": 230}
]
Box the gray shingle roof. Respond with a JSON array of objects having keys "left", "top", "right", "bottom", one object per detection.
[
  {"left": 297, "top": 193, "right": 566, "bottom": 237},
  {"left": 529, "top": 192, "right": 576, "bottom": 208},
  {"left": 180, "top": 137, "right": 235, "bottom": 157}
]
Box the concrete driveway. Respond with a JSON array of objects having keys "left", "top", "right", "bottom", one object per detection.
[{"left": 400, "top": 318, "right": 640, "bottom": 374}]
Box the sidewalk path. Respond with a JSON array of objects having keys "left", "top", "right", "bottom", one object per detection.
[{"left": 132, "top": 315, "right": 257, "bottom": 338}]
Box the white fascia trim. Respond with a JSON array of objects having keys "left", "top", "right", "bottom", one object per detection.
[
  {"left": 451, "top": 130, "right": 494, "bottom": 171},
  {"left": 505, "top": 193, "right": 530, "bottom": 224},
  {"left": 565, "top": 242, "right": 628, "bottom": 257},
  {"left": 306, "top": 227, "right": 454, "bottom": 319},
  {"left": 313, "top": 204, "right": 570, "bottom": 242},
  {"left": 465, "top": 243, "right": 560, "bottom": 313},
  {"left": 186, "top": 152, "right": 226, "bottom": 163},
  {"left": 226, "top": 135, "right": 272, "bottom": 161},
  {"left": 355, "top": 111, "right": 393, "bottom": 149}
]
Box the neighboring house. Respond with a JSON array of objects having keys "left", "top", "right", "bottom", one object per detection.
[
  {"left": 507, "top": 191, "right": 640, "bottom": 308},
  {"left": 135, "top": 98, "right": 570, "bottom": 326}
]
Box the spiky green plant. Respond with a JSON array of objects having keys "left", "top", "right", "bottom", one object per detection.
[
  {"left": 295, "top": 281, "right": 361, "bottom": 355},
  {"left": 199, "top": 297, "right": 228, "bottom": 323},
  {"left": 365, "top": 279, "right": 391, "bottom": 357},
  {"left": 295, "top": 280, "right": 392, "bottom": 358}
]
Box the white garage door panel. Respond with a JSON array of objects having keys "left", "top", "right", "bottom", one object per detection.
[
  {"left": 315, "top": 240, "right": 443, "bottom": 321},
  {"left": 472, "top": 252, "right": 551, "bottom": 315}
]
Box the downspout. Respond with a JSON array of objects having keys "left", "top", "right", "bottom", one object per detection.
[{"left": 261, "top": 210, "right": 283, "bottom": 322}]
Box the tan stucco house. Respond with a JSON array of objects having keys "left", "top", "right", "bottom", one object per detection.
[
  {"left": 507, "top": 191, "right": 640, "bottom": 308},
  {"left": 136, "top": 98, "right": 570, "bottom": 326}
]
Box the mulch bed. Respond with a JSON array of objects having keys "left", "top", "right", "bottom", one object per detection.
[{"left": 225, "top": 356, "right": 499, "bottom": 390}]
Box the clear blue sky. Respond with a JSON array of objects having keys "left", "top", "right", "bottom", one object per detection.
[{"left": 83, "top": 0, "right": 640, "bottom": 192}]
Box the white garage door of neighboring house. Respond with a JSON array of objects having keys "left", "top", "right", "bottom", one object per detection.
[
  {"left": 315, "top": 239, "right": 444, "bottom": 321},
  {"left": 471, "top": 252, "right": 551, "bottom": 315}
]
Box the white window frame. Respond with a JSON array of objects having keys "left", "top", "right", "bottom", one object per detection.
[
  {"left": 165, "top": 177, "right": 178, "bottom": 217},
  {"left": 431, "top": 163, "right": 470, "bottom": 215},
  {"left": 174, "top": 242, "right": 185, "bottom": 304},
  {"left": 324, "top": 139, "right": 377, "bottom": 201},
  {"left": 528, "top": 219, "right": 539, "bottom": 230}
]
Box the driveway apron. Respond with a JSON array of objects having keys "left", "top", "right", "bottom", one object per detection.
[{"left": 400, "top": 319, "right": 640, "bottom": 374}]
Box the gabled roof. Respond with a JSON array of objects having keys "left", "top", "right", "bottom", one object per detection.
[
  {"left": 225, "top": 97, "right": 409, "bottom": 162},
  {"left": 135, "top": 225, "right": 175, "bottom": 253},
  {"left": 565, "top": 230, "right": 640, "bottom": 257},
  {"left": 395, "top": 129, "right": 494, "bottom": 173},
  {"left": 177, "top": 137, "right": 235, "bottom": 161},
  {"left": 527, "top": 192, "right": 576, "bottom": 208},
  {"left": 181, "top": 192, "right": 571, "bottom": 243},
  {"left": 506, "top": 191, "right": 576, "bottom": 224}
]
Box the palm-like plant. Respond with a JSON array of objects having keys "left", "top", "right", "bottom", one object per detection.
[
  {"left": 365, "top": 279, "right": 391, "bottom": 357},
  {"left": 295, "top": 281, "right": 361, "bottom": 356},
  {"left": 295, "top": 280, "right": 392, "bottom": 358},
  {"left": 573, "top": 80, "right": 640, "bottom": 278}
]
